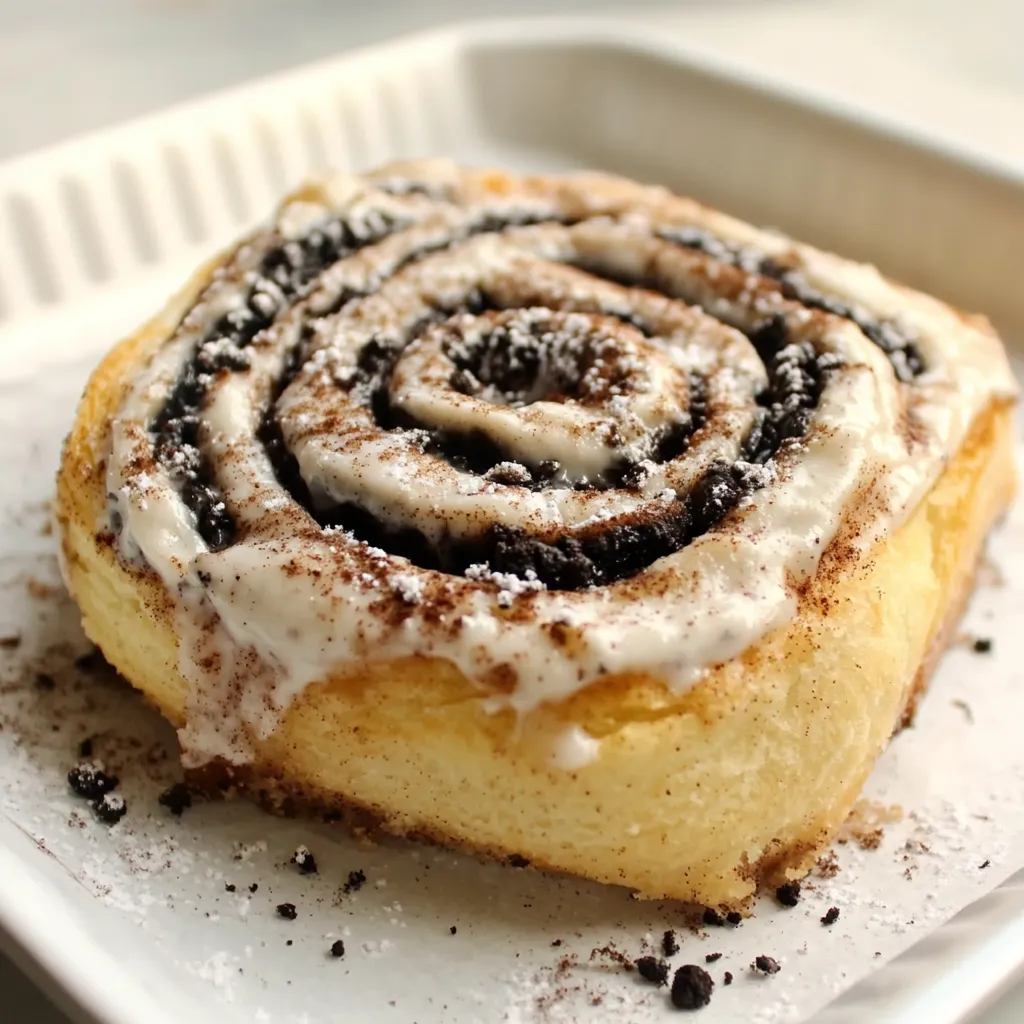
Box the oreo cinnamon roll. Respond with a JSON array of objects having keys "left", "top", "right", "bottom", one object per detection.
[{"left": 57, "top": 160, "right": 1017, "bottom": 905}]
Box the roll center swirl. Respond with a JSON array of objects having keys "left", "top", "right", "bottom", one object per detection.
[{"left": 388, "top": 308, "right": 695, "bottom": 486}]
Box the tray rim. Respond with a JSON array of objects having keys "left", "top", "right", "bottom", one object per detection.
[{"left": 2, "top": 14, "right": 1023, "bottom": 1024}]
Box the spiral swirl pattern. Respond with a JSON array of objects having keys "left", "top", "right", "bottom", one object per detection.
[{"left": 105, "top": 160, "right": 1011, "bottom": 762}]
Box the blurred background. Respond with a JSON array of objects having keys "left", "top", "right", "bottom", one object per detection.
[
  {"left": 1, "top": 1, "right": 1022, "bottom": 1021},
  {"left": 0, "top": 0, "right": 1021, "bottom": 164}
]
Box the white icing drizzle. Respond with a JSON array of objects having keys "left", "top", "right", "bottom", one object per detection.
[{"left": 103, "top": 159, "right": 1018, "bottom": 766}]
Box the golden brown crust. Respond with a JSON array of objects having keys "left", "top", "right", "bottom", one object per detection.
[{"left": 54, "top": 170, "right": 1017, "bottom": 907}]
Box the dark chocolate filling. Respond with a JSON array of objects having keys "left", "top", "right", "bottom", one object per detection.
[
  {"left": 659, "top": 225, "right": 925, "bottom": 382},
  {"left": 149, "top": 207, "right": 873, "bottom": 589},
  {"left": 152, "top": 211, "right": 406, "bottom": 550}
]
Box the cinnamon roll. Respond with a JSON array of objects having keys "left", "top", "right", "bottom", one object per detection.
[{"left": 57, "top": 160, "right": 1017, "bottom": 906}]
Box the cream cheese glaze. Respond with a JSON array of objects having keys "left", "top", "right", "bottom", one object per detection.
[{"left": 102, "top": 159, "right": 1017, "bottom": 766}]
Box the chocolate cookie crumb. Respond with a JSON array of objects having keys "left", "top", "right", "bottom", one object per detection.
[
  {"left": 705, "top": 952, "right": 722, "bottom": 963},
  {"left": 635, "top": 956, "right": 669, "bottom": 987},
  {"left": 776, "top": 881, "right": 801, "bottom": 907},
  {"left": 68, "top": 762, "right": 118, "bottom": 800},
  {"left": 225, "top": 883, "right": 236, "bottom": 893},
  {"left": 249, "top": 883, "right": 259, "bottom": 893},
  {"left": 662, "top": 930, "right": 680, "bottom": 957},
  {"left": 286, "top": 939, "right": 293, "bottom": 947},
  {"left": 159, "top": 783, "right": 192, "bottom": 817},
  {"left": 93, "top": 792, "right": 127, "bottom": 825},
  {"left": 77, "top": 737, "right": 94, "bottom": 758},
  {"left": 343, "top": 869, "right": 367, "bottom": 894},
  {"left": 508, "top": 854, "right": 530, "bottom": 868},
  {"left": 702, "top": 908, "right": 724, "bottom": 927},
  {"left": 593, "top": 946, "right": 633, "bottom": 969},
  {"left": 291, "top": 845, "right": 318, "bottom": 874},
  {"left": 973, "top": 637, "right": 993, "bottom": 654},
  {"left": 330, "top": 940, "right": 345, "bottom": 958},
  {"left": 277, "top": 903, "right": 297, "bottom": 920},
  {"left": 671, "top": 965, "right": 714, "bottom": 1009},
  {"left": 723, "top": 972, "right": 733, "bottom": 986},
  {"left": 752, "top": 955, "right": 781, "bottom": 975},
  {"left": 726, "top": 912, "right": 742, "bottom": 926},
  {"left": 449, "top": 926, "right": 457, "bottom": 935},
  {"left": 821, "top": 907, "right": 840, "bottom": 926},
  {"left": 551, "top": 939, "right": 563, "bottom": 947},
  {"left": 980, "top": 859, "right": 991, "bottom": 869}
]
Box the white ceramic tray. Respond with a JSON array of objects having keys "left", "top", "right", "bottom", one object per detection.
[{"left": 2, "top": 17, "right": 1024, "bottom": 1024}]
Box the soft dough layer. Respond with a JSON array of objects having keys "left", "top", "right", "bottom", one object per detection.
[{"left": 58, "top": 330, "right": 1014, "bottom": 904}]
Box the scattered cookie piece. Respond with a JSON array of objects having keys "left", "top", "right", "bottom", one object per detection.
[
  {"left": 343, "top": 869, "right": 367, "bottom": 894},
  {"left": 973, "top": 637, "right": 993, "bottom": 654},
  {"left": 705, "top": 952, "right": 722, "bottom": 963},
  {"left": 725, "top": 912, "right": 742, "bottom": 926},
  {"left": 662, "top": 930, "right": 680, "bottom": 957},
  {"left": 449, "top": 926, "right": 457, "bottom": 935},
  {"left": 158, "top": 783, "right": 192, "bottom": 817},
  {"left": 93, "top": 792, "right": 127, "bottom": 825},
  {"left": 723, "top": 971, "right": 733, "bottom": 986},
  {"left": 225, "top": 883, "right": 236, "bottom": 893},
  {"left": 276, "top": 903, "right": 297, "bottom": 921},
  {"left": 330, "top": 940, "right": 345, "bottom": 958},
  {"left": 292, "top": 845, "right": 318, "bottom": 875},
  {"left": 67, "top": 762, "right": 118, "bottom": 801},
  {"left": 821, "top": 907, "right": 840, "bottom": 926},
  {"left": 752, "top": 955, "right": 781, "bottom": 975},
  {"left": 775, "top": 881, "right": 801, "bottom": 907},
  {"left": 636, "top": 957, "right": 669, "bottom": 987},
  {"left": 702, "top": 908, "right": 724, "bottom": 927},
  {"left": 671, "top": 965, "right": 714, "bottom": 1010}
]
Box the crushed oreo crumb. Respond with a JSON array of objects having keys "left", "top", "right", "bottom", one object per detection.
[
  {"left": 249, "top": 883, "right": 259, "bottom": 893},
  {"left": 980, "top": 859, "right": 991, "bottom": 870},
  {"left": 671, "top": 964, "right": 715, "bottom": 1010},
  {"left": 93, "top": 792, "right": 127, "bottom": 825},
  {"left": 343, "top": 869, "right": 367, "bottom": 894},
  {"left": 291, "top": 845, "right": 318, "bottom": 874},
  {"left": 723, "top": 971, "right": 733, "bottom": 986},
  {"left": 821, "top": 906, "right": 840, "bottom": 926},
  {"left": 158, "top": 783, "right": 192, "bottom": 817},
  {"left": 702, "top": 908, "right": 724, "bottom": 927},
  {"left": 726, "top": 912, "right": 742, "bottom": 926},
  {"left": 330, "top": 940, "right": 345, "bottom": 958},
  {"left": 225, "top": 883, "right": 236, "bottom": 893},
  {"left": 636, "top": 956, "right": 670, "bottom": 987},
  {"left": 508, "top": 854, "right": 531, "bottom": 868},
  {"left": 68, "top": 762, "right": 119, "bottom": 801},
  {"left": 973, "top": 637, "right": 993, "bottom": 654},
  {"left": 752, "top": 955, "right": 781, "bottom": 975},
  {"left": 662, "top": 929, "right": 680, "bottom": 957},
  {"left": 705, "top": 952, "right": 722, "bottom": 963},
  {"left": 776, "top": 881, "right": 801, "bottom": 907},
  {"left": 449, "top": 926, "right": 457, "bottom": 935},
  {"left": 276, "top": 903, "right": 297, "bottom": 920}
]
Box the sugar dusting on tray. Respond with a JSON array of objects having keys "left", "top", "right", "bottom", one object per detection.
[{"left": 3, "top": 357, "right": 1024, "bottom": 1021}]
